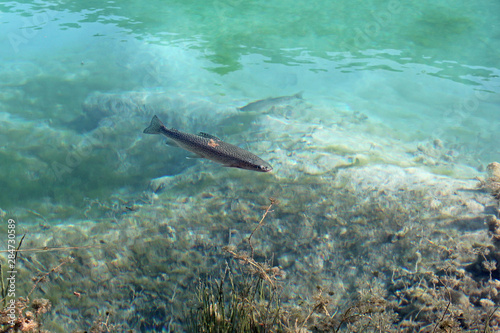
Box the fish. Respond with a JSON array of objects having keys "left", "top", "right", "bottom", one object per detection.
[
  {"left": 143, "top": 115, "right": 273, "bottom": 172},
  {"left": 238, "top": 91, "right": 303, "bottom": 112}
]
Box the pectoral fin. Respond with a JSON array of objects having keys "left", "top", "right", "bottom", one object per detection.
[
  {"left": 186, "top": 153, "right": 205, "bottom": 159},
  {"left": 165, "top": 139, "right": 180, "bottom": 147}
]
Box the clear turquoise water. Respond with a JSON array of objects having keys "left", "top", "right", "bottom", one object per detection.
[
  {"left": 1, "top": 0, "right": 499, "bottom": 210},
  {"left": 1, "top": 1, "right": 500, "bottom": 331}
]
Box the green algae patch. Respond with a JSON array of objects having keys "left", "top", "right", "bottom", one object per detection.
[{"left": 408, "top": 7, "right": 474, "bottom": 48}]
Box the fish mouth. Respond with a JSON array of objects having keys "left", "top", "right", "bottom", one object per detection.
[{"left": 259, "top": 165, "right": 273, "bottom": 172}]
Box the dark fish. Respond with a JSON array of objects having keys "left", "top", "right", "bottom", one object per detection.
[
  {"left": 238, "top": 91, "right": 303, "bottom": 112},
  {"left": 143, "top": 115, "right": 273, "bottom": 172}
]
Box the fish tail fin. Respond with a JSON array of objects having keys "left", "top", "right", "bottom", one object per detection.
[
  {"left": 294, "top": 91, "right": 304, "bottom": 99},
  {"left": 143, "top": 115, "right": 165, "bottom": 134}
]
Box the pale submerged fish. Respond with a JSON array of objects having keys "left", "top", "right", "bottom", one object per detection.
[
  {"left": 143, "top": 115, "right": 273, "bottom": 172},
  {"left": 238, "top": 91, "right": 303, "bottom": 112}
]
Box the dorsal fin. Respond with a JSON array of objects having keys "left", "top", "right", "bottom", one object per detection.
[{"left": 198, "top": 132, "right": 221, "bottom": 141}]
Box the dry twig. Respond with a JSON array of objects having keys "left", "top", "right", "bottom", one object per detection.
[{"left": 248, "top": 197, "right": 277, "bottom": 258}]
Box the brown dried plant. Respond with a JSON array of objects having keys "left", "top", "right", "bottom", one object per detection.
[
  {"left": 27, "top": 256, "right": 75, "bottom": 299},
  {"left": 222, "top": 197, "right": 283, "bottom": 289}
]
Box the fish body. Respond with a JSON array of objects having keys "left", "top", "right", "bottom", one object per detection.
[
  {"left": 238, "top": 91, "right": 303, "bottom": 112},
  {"left": 143, "top": 115, "right": 272, "bottom": 172}
]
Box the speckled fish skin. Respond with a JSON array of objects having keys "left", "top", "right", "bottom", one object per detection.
[{"left": 143, "top": 115, "right": 273, "bottom": 172}]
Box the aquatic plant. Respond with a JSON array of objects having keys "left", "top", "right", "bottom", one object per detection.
[
  {"left": 187, "top": 265, "right": 285, "bottom": 333},
  {"left": 0, "top": 297, "right": 51, "bottom": 333},
  {"left": 89, "top": 311, "right": 123, "bottom": 333},
  {"left": 187, "top": 198, "right": 287, "bottom": 332},
  {"left": 0, "top": 233, "right": 79, "bottom": 333},
  {"left": 0, "top": 240, "right": 61, "bottom": 333},
  {"left": 0, "top": 235, "right": 25, "bottom": 308}
]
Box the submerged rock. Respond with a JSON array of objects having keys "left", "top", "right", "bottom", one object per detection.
[
  {"left": 477, "top": 162, "right": 500, "bottom": 201},
  {"left": 486, "top": 162, "right": 500, "bottom": 200}
]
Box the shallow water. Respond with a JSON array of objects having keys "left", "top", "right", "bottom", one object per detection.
[
  {"left": 1, "top": 0, "right": 499, "bottom": 331},
  {"left": 1, "top": 0, "right": 499, "bottom": 209}
]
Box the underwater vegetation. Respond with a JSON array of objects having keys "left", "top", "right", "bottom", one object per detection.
[
  {"left": 1, "top": 157, "right": 499, "bottom": 332},
  {"left": 186, "top": 199, "right": 287, "bottom": 332},
  {"left": 0, "top": 297, "right": 52, "bottom": 332},
  {"left": 1, "top": 93, "right": 498, "bottom": 332},
  {"left": 0, "top": 251, "right": 72, "bottom": 332}
]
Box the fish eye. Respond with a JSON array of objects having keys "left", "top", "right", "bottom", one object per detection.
[{"left": 259, "top": 165, "right": 271, "bottom": 171}]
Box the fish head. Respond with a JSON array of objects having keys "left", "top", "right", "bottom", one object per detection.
[
  {"left": 256, "top": 163, "right": 273, "bottom": 172},
  {"left": 231, "top": 158, "right": 273, "bottom": 172}
]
